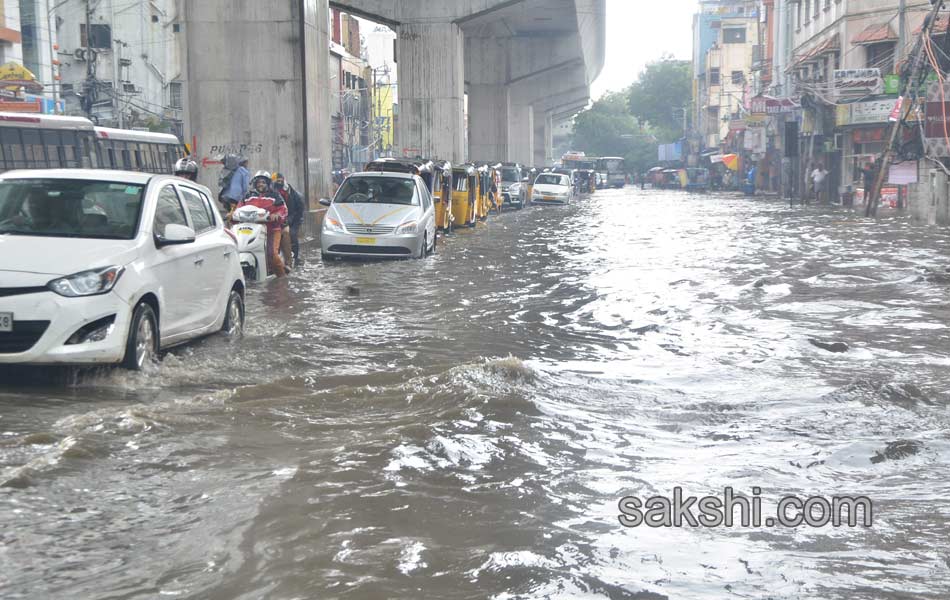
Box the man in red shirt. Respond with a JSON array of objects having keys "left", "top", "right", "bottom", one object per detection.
[{"left": 240, "top": 171, "right": 288, "bottom": 277}]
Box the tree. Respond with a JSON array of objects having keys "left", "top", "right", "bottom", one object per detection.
[
  {"left": 571, "top": 91, "right": 658, "bottom": 175},
  {"left": 627, "top": 57, "right": 692, "bottom": 143}
]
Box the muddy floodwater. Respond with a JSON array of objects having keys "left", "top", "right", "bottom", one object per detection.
[{"left": 2, "top": 188, "right": 950, "bottom": 599}]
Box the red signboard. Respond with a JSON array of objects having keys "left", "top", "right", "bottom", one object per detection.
[
  {"left": 925, "top": 101, "right": 950, "bottom": 138},
  {"left": 852, "top": 127, "right": 886, "bottom": 144}
]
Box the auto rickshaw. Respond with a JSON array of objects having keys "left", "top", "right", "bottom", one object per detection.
[
  {"left": 428, "top": 159, "right": 454, "bottom": 231},
  {"left": 474, "top": 165, "right": 493, "bottom": 221},
  {"left": 451, "top": 164, "right": 478, "bottom": 228}
]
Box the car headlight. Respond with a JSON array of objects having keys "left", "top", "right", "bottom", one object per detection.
[
  {"left": 395, "top": 221, "right": 418, "bottom": 235},
  {"left": 48, "top": 266, "right": 125, "bottom": 297},
  {"left": 324, "top": 216, "right": 345, "bottom": 233}
]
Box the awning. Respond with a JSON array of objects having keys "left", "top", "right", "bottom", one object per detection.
[
  {"left": 789, "top": 34, "right": 840, "bottom": 69},
  {"left": 853, "top": 23, "right": 897, "bottom": 46}
]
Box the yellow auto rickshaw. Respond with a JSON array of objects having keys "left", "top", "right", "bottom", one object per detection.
[
  {"left": 473, "top": 165, "right": 491, "bottom": 221},
  {"left": 451, "top": 164, "right": 478, "bottom": 228},
  {"left": 429, "top": 159, "right": 454, "bottom": 232}
]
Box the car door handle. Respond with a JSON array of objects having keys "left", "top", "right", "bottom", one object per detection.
[
  {"left": 223, "top": 250, "right": 232, "bottom": 258},
  {"left": 194, "top": 257, "right": 205, "bottom": 265}
]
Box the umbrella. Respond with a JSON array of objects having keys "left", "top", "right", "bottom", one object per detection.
[{"left": 722, "top": 154, "right": 739, "bottom": 171}]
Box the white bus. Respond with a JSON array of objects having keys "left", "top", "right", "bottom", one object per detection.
[{"left": 0, "top": 113, "right": 183, "bottom": 175}]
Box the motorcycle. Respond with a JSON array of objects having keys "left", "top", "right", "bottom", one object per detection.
[{"left": 230, "top": 205, "right": 271, "bottom": 282}]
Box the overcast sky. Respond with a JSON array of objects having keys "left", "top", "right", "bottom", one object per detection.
[{"left": 590, "top": 0, "right": 695, "bottom": 99}]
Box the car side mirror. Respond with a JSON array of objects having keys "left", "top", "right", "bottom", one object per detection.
[
  {"left": 155, "top": 223, "right": 196, "bottom": 247},
  {"left": 319, "top": 198, "right": 332, "bottom": 207}
]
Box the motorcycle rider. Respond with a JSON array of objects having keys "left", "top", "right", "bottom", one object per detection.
[
  {"left": 273, "top": 172, "right": 305, "bottom": 267},
  {"left": 239, "top": 171, "right": 288, "bottom": 278},
  {"left": 173, "top": 157, "right": 199, "bottom": 182}
]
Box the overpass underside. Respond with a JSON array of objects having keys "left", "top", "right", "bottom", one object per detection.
[{"left": 179, "top": 0, "right": 603, "bottom": 199}]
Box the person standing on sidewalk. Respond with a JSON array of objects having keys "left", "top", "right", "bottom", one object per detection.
[{"left": 811, "top": 163, "right": 828, "bottom": 204}]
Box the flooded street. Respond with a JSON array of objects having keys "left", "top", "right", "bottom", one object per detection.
[{"left": 2, "top": 187, "right": 950, "bottom": 599}]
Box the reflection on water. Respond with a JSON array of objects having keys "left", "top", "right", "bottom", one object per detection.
[{"left": 2, "top": 189, "right": 950, "bottom": 599}]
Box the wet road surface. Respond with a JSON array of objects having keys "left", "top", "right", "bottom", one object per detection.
[{"left": 2, "top": 187, "right": 950, "bottom": 599}]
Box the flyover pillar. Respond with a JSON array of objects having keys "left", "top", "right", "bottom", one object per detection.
[
  {"left": 534, "top": 113, "right": 552, "bottom": 165},
  {"left": 508, "top": 103, "right": 534, "bottom": 165},
  {"left": 396, "top": 21, "right": 465, "bottom": 162},
  {"left": 180, "top": 0, "right": 331, "bottom": 200},
  {"left": 466, "top": 37, "right": 510, "bottom": 162}
]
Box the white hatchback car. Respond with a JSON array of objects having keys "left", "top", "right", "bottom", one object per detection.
[{"left": 0, "top": 170, "right": 245, "bottom": 370}]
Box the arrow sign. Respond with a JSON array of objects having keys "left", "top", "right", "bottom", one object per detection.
[{"left": 202, "top": 157, "right": 223, "bottom": 167}]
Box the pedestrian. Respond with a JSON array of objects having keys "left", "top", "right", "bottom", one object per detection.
[
  {"left": 811, "top": 163, "right": 828, "bottom": 204},
  {"left": 221, "top": 156, "right": 250, "bottom": 220},
  {"left": 240, "top": 171, "right": 288, "bottom": 278},
  {"left": 273, "top": 172, "right": 306, "bottom": 268}
]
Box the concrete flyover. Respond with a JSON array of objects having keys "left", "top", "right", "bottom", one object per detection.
[
  {"left": 331, "top": 0, "right": 606, "bottom": 164},
  {"left": 179, "top": 0, "right": 603, "bottom": 205}
]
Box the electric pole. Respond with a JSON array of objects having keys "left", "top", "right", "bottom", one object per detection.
[
  {"left": 867, "top": 0, "right": 944, "bottom": 217},
  {"left": 82, "top": 0, "right": 94, "bottom": 119}
]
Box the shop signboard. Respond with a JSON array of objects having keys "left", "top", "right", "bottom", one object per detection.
[
  {"left": 888, "top": 161, "right": 918, "bottom": 185},
  {"left": 750, "top": 95, "right": 799, "bottom": 115},
  {"left": 850, "top": 99, "right": 896, "bottom": 125},
  {"left": 833, "top": 68, "right": 884, "bottom": 100},
  {"left": 923, "top": 80, "right": 950, "bottom": 157}
]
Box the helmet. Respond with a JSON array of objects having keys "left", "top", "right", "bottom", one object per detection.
[
  {"left": 252, "top": 170, "right": 271, "bottom": 184},
  {"left": 174, "top": 157, "right": 198, "bottom": 178}
]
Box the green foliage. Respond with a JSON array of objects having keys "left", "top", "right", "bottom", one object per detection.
[
  {"left": 571, "top": 93, "right": 656, "bottom": 174},
  {"left": 627, "top": 57, "right": 692, "bottom": 143}
]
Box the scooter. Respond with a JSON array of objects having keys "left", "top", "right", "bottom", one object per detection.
[{"left": 230, "top": 205, "right": 270, "bottom": 283}]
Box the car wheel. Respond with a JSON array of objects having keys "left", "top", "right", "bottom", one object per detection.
[
  {"left": 417, "top": 234, "right": 427, "bottom": 259},
  {"left": 428, "top": 230, "right": 438, "bottom": 255},
  {"left": 222, "top": 288, "right": 244, "bottom": 338},
  {"left": 122, "top": 302, "right": 158, "bottom": 371}
]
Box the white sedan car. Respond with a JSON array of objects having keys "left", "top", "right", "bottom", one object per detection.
[
  {"left": 0, "top": 170, "right": 245, "bottom": 370},
  {"left": 531, "top": 172, "right": 574, "bottom": 205},
  {"left": 320, "top": 172, "right": 438, "bottom": 259}
]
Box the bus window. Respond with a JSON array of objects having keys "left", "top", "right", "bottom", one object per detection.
[
  {"left": 61, "top": 131, "right": 79, "bottom": 167},
  {"left": 0, "top": 128, "right": 22, "bottom": 169},
  {"left": 167, "top": 147, "right": 177, "bottom": 171},
  {"left": 22, "top": 129, "right": 47, "bottom": 168},
  {"left": 133, "top": 148, "right": 142, "bottom": 170},
  {"left": 149, "top": 145, "right": 161, "bottom": 173},
  {"left": 41, "top": 130, "right": 62, "bottom": 168},
  {"left": 121, "top": 147, "right": 131, "bottom": 170},
  {"left": 106, "top": 147, "right": 116, "bottom": 169},
  {"left": 82, "top": 136, "right": 97, "bottom": 168}
]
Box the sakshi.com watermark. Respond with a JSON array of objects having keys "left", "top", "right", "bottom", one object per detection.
[{"left": 618, "top": 487, "right": 873, "bottom": 528}]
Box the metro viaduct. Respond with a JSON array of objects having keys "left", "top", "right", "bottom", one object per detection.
[{"left": 178, "top": 0, "right": 605, "bottom": 200}]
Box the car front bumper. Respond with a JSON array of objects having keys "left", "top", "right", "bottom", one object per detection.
[
  {"left": 321, "top": 230, "right": 424, "bottom": 258},
  {"left": 0, "top": 290, "right": 132, "bottom": 365}
]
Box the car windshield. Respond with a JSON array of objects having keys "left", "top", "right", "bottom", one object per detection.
[
  {"left": 335, "top": 176, "right": 418, "bottom": 206},
  {"left": 500, "top": 168, "right": 520, "bottom": 182},
  {"left": 0, "top": 178, "right": 144, "bottom": 240},
  {"left": 536, "top": 174, "right": 568, "bottom": 186}
]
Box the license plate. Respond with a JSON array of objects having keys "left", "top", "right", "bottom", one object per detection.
[
  {"left": 238, "top": 229, "right": 253, "bottom": 235},
  {"left": 543, "top": 196, "right": 556, "bottom": 201},
  {"left": 355, "top": 237, "right": 376, "bottom": 245},
  {"left": 0, "top": 312, "right": 12, "bottom": 332}
]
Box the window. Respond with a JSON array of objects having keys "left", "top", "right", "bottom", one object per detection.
[
  {"left": 80, "top": 24, "right": 112, "bottom": 49},
  {"left": 169, "top": 82, "right": 182, "bottom": 109},
  {"left": 180, "top": 187, "right": 213, "bottom": 233},
  {"left": 153, "top": 185, "right": 187, "bottom": 237},
  {"left": 41, "top": 130, "right": 62, "bottom": 168},
  {"left": 867, "top": 42, "right": 895, "bottom": 74},
  {"left": 0, "top": 128, "right": 24, "bottom": 170},
  {"left": 731, "top": 71, "right": 744, "bottom": 85},
  {"left": 710, "top": 68, "right": 721, "bottom": 85},
  {"left": 723, "top": 27, "right": 746, "bottom": 44},
  {"left": 107, "top": 147, "right": 117, "bottom": 169},
  {"left": 21, "top": 129, "right": 47, "bottom": 168},
  {"left": 121, "top": 148, "right": 131, "bottom": 170}
]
